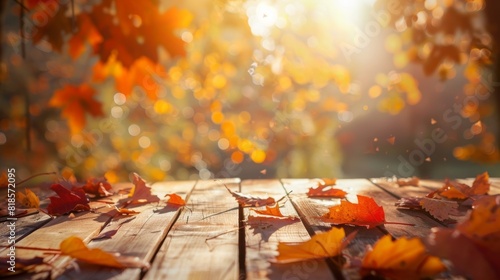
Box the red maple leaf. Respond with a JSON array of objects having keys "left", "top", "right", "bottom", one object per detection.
[
  {"left": 322, "top": 195, "right": 385, "bottom": 228},
  {"left": 128, "top": 173, "right": 160, "bottom": 204},
  {"left": 47, "top": 184, "right": 90, "bottom": 216},
  {"left": 49, "top": 84, "right": 104, "bottom": 134}
]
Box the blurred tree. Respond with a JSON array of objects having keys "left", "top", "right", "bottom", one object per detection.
[{"left": 0, "top": 0, "right": 498, "bottom": 181}]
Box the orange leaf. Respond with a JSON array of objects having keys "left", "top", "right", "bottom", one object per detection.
[
  {"left": 307, "top": 184, "right": 347, "bottom": 198},
  {"left": 225, "top": 185, "right": 276, "bottom": 207},
  {"left": 322, "top": 195, "right": 385, "bottom": 228},
  {"left": 60, "top": 236, "right": 149, "bottom": 268},
  {"left": 434, "top": 173, "right": 490, "bottom": 199},
  {"left": 68, "top": 14, "right": 103, "bottom": 59},
  {"left": 361, "top": 235, "right": 445, "bottom": 279},
  {"left": 128, "top": 173, "right": 160, "bottom": 204},
  {"left": 427, "top": 195, "right": 500, "bottom": 279},
  {"left": 165, "top": 193, "right": 186, "bottom": 206},
  {"left": 17, "top": 189, "right": 40, "bottom": 209},
  {"left": 49, "top": 84, "right": 104, "bottom": 134},
  {"left": 80, "top": 177, "right": 114, "bottom": 198},
  {"left": 273, "top": 227, "right": 354, "bottom": 263},
  {"left": 250, "top": 204, "right": 297, "bottom": 220}
]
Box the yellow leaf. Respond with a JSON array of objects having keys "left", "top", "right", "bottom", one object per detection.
[
  {"left": 361, "top": 235, "right": 445, "bottom": 279},
  {"left": 60, "top": 236, "right": 149, "bottom": 269},
  {"left": 17, "top": 189, "right": 40, "bottom": 208},
  {"left": 274, "top": 227, "right": 353, "bottom": 263}
]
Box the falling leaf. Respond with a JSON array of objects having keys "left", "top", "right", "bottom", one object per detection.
[
  {"left": 307, "top": 185, "right": 347, "bottom": 198},
  {"left": 427, "top": 195, "right": 500, "bottom": 279},
  {"left": 225, "top": 185, "right": 276, "bottom": 207},
  {"left": 47, "top": 184, "right": 90, "bottom": 216},
  {"left": 420, "top": 197, "right": 460, "bottom": 221},
  {"left": 17, "top": 189, "right": 40, "bottom": 208},
  {"left": 80, "top": 177, "right": 113, "bottom": 198},
  {"left": 431, "top": 118, "right": 437, "bottom": 125},
  {"left": 273, "top": 227, "right": 354, "bottom": 263},
  {"left": 250, "top": 204, "right": 297, "bottom": 220},
  {"left": 396, "top": 176, "right": 419, "bottom": 187},
  {"left": 128, "top": 173, "right": 160, "bottom": 204},
  {"left": 322, "top": 195, "right": 385, "bottom": 228},
  {"left": 361, "top": 235, "right": 445, "bottom": 279},
  {"left": 60, "top": 236, "right": 149, "bottom": 268},
  {"left": 49, "top": 84, "right": 104, "bottom": 134},
  {"left": 386, "top": 136, "right": 396, "bottom": 145}
]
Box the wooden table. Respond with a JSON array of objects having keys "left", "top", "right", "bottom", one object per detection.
[{"left": 2, "top": 178, "right": 499, "bottom": 279}]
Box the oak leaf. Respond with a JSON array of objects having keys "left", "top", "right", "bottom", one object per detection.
[
  {"left": 128, "top": 173, "right": 160, "bottom": 204},
  {"left": 322, "top": 195, "right": 385, "bottom": 228},
  {"left": 60, "top": 236, "right": 149, "bottom": 268},
  {"left": 17, "top": 189, "right": 40, "bottom": 208},
  {"left": 225, "top": 185, "right": 276, "bottom": 207},
  {"left": 47, "top": 184, "right": 90, "bottom": 216},
  {"left": 49, "top": 84, "right": 104, "bottom": 134},
  {"left": 361, "top": 235, "right": 445, "bottom": 279},
  {"left": 165, "top": 193, "right": 186, "bottom": 206},
  {"left": 273, "top": 227, "right": 354, "bottom": 263}
]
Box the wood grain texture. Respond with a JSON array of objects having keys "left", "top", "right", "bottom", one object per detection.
[
  {"left": 144, "top": 179, "right": 241, "bottom": 280},
  {"left": 59, "top": 180, "right": 196, "bottom": 280},
  {"left": 241, "top": 179, "right": 335, "bottom": 280}
]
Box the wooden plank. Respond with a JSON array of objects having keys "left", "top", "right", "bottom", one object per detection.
[
  {"left": 59, "top": 180, "right": 196, "bottom": 280},
  {"left": 241, "top": 179, "right": 335, "bottom": 280},
  {"left": 370, "top": 178, "right": 469, "bottom": 226},
  {"left": 282, "top": 179, "right": 384, "bottom": 280},
  {"left": 0, "top": 212, "right": 51, "bottom": 242},
  {"left": 144, "top": 179, "right": 241, "bottom": 280},
  {"left": 0, "top": 182, "right": 133, "bottom": 279}
]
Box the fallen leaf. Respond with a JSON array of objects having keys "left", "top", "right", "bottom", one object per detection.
[
  {"left": 17, "top": 189, "right": 40, "bottom": 208},
  {"left": 307, "top": 184, "right": 347, "bottom": 198},
  {"left": 49, "top": 84, "right": 104, "bottom": 134},
  {"left": 433, "top": 172, "right": 490, "bottom": 199},
  {"left": 128, "top": 173, "right": 160, "bottom": 204},
  {"left": 361, "top": 235, "right": 445, "bottom": 279},
  {"left": 420, "top": 197, "right": 460, "bottom": 221},
  {"left": 322, "top": 195, "right": 385, "bottom": 228},
  {"left": 427, "top": 195, "right": 500, "bottom": 280},
  {"left": 81, "top": 177, "right": 113, "bottom": 198},
  {"left": 165, "top": 193, "right": 186, "bottom": 206},
  {"left": 60, "top": 236, "right": 149, "bottom": 269},
  {"left": 273, "top": 227, "right": 355, "bottom": 263},
  {"left": 115, "top": 207, "right": 140, "bottom": 216},
  {"left": 225, "top": 185, "right": 276, "bottom": 207},
  {"left": 314, "top": 178, "right": 337, "bottom": 186},
  {"left": 250, "top": 204, "right": 297, "bottom": 220},
  {"left": 396, "top": 176, "right": 419, "bottom": 187},
  {"left": 47, "top": 184, "right": 90, "bottom": 216}
]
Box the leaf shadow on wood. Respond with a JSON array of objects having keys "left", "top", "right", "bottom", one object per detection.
[
  {"left": 246, "top": 216, "right": 300, "bottom": 242},
  {"left": 153, "top": 204, "right": 183, "bottom": 214}
]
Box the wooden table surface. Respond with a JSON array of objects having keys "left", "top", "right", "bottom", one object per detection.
[{"left": 1, "top": 177, "right": 499, "bottom": 280}]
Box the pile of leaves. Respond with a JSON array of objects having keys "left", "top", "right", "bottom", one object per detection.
[
  {"left": 1, "top": 170, "right": 186, "bottom": 275},
  {"left": 270, "top": 173, "right": 499, "bottom": 279}
]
